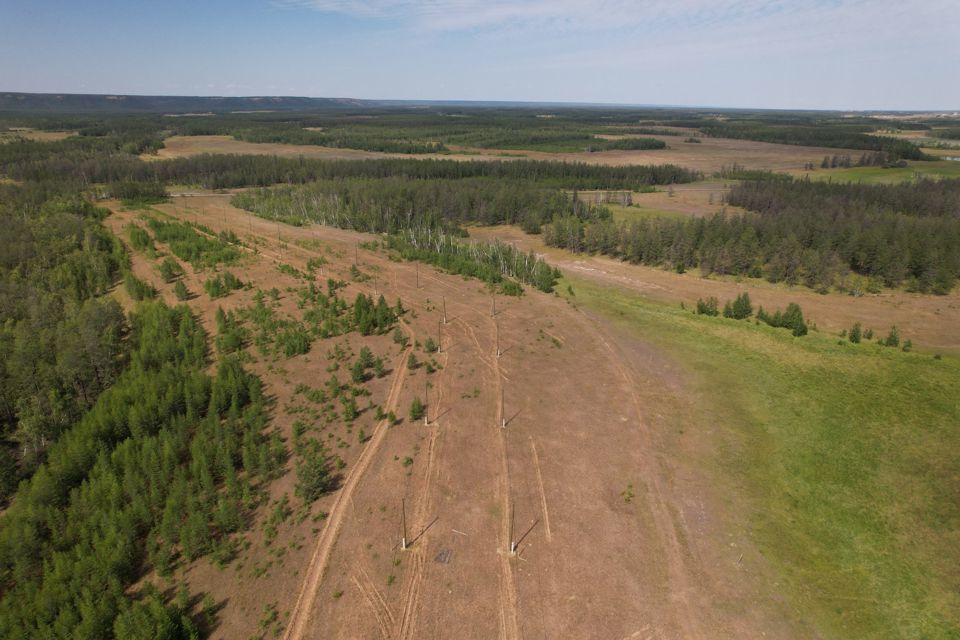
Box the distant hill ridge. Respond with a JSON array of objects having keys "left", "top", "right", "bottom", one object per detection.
[
  {"left": 0, "top": 91, "right": 671, "bottom": 114},
  {"left": 0, "top": 92, "right": 373, "bottom": 113}
]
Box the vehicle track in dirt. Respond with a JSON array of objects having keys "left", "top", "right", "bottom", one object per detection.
[
  {"left": 282, "top": 330, "right": 415, "bottom": 640},
  {"left": 574, "top": 306, "right": 706, "bottom": 640}
]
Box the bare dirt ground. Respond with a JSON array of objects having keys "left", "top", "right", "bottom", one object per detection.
[
  {"left": 104, "top": 195, "right": 809, "bottom": 639},
  {"left": 470, "top": 226, "right": 960, "bottom": 355},
  {"left": 148, "top": 134, "right": 856, "bottom": 173}
]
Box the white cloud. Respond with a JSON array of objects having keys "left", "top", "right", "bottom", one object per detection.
[{"left": 275, "top": 0, "right": 956, "bottom": 37}]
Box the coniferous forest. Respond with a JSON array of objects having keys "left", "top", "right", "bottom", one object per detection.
[{"left": 543, "top": 177, "right": 960, "bottom": 294}]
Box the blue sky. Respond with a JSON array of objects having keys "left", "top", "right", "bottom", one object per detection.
[{"left": 0, "top": 0, "right": 957, "bottom": 110}]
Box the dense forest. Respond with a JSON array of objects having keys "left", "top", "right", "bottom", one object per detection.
[
  {"left": 0, "top": 185, "right": 127, "bottom": 499},
  {"left": 697, "top": 121, "right": 927, "bottom": 159},
  {"left": 544, "top": 177, "right": 960, "bottom": 293}
]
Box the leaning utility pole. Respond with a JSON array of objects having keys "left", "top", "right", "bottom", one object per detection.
[
  {"left": 509, "top": 503, "right": 517, "bottom": 554},
  {"left": 401, "top": 498, "right": 408, "bottom": 550},
  {"left": 424, "top": 377, "right": 430, "bottom": 427},
  {"left": 500, "top": 383, "right": 506, "bottom": 429}
]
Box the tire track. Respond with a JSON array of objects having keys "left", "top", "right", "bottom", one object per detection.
[
  {"left": 574, "top": 307, "right": 705, "bottom": 640},
  {"left": 353, "top": 573, "right": 394, "bottom": 640},
  {"left": 396, "top": 345, "right": 448, "bottom": 640},
  {"left": 282, "top": 330, "right": 415, "bottom": 640},
  {"left": 528, "top": 437, "right": 552, "bottom": 543},
  {"left": 492, "top": 326, "right": 522, "bottom": 640}
]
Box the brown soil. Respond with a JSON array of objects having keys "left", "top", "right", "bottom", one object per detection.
[
  {"left": 102, "top": 195, "right": 813, "bottom": 639},
  {"left": 469, "top": 225, "right": 960, "bottom": 354}
]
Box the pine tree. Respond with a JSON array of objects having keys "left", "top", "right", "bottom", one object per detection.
[
  {"left": 849, "top": 322, "right": 862, "bottom": 344},
  {"left": 410, "top": 397, "right": 425, "bottom": 421}
]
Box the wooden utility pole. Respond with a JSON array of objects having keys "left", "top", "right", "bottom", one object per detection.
[
  {"left": 437, "top": 319, "right": 442, "bottom": 354},
  {"left": 401, "top": 498, "right": 408, "bottom": 550},
  {"left": 501, "top": 383, "right": 506, "bottom": 429},
  {"left": 491, "top": 292, "right": 496, "bottom": 317},
  {"left": 424, "top": 377, "right": 429, "bottom": 427},
  {"left": 442, "top": 296, "right": 447, "bottom": 324},
  {"left": 509, "top": 503, "right": 516, "bottom": 554},
  {"left": 496, "top": 322, "right": 501, "bottom": 358}
]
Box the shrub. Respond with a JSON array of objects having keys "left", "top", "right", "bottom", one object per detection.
[
  {"left": 696, "top": 297, "right": 719, "bottom": 316},
  {"left": 296, "top": 444, "right": 335, "bottom": 503},
  {"left": 124, "top": 272, "right": 156, "bottom": 301},
  {"left": 204, "top": 271, "right": 243, "bottom": 298},
  {"left": 158, "top": 257, "right": 183, "bottom": 282},
  {"left": 757, "top": 303, "right": 808, "bottom": 336}
]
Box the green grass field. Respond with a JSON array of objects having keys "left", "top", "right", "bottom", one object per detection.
[
  {"left": 792, "top": 160, "right": 960, "bottom": 184},
  {"left": 562, "top": 275, "right": 960, "bottom": 639},
  {"left": 605, "top": 203, "right": 689, "bottom": 223}
]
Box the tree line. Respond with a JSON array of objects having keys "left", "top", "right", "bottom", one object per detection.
[
  {"left": 0, "top": 135, "right": 700, "bottom": 191},
  {"left": 230, "top": 177, "right": 606, "bottom": 235},
  {"left": 544, "top": 177, "right": 960, "bottom": 293}
]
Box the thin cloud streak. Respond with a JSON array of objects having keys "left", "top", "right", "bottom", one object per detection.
[{"left": 275, "top": 0, "right": 952, "bottom": 35}]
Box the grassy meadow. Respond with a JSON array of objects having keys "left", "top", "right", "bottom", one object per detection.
[
  {"left": 793, "top": 160, "right": 960, "bottom": 184},
  {"left": 562, "top": 274, "right": 960, "bottom": 639}
]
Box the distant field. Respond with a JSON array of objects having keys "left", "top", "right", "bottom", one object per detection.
[
  {"left": 791, "top": 160, "right": 960, "bottom": 184},
  {"left": 576, "top": 182, "right": 748, "bottom": 221},
  {"left": 150, "top": 133, "right": 860, "bottom": 174},
  {"left": 149, "top": 135, "right": 395, "bottom": 161},
  {"left": 0, "top": 128, "right": 73, "bottom": 142}
]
